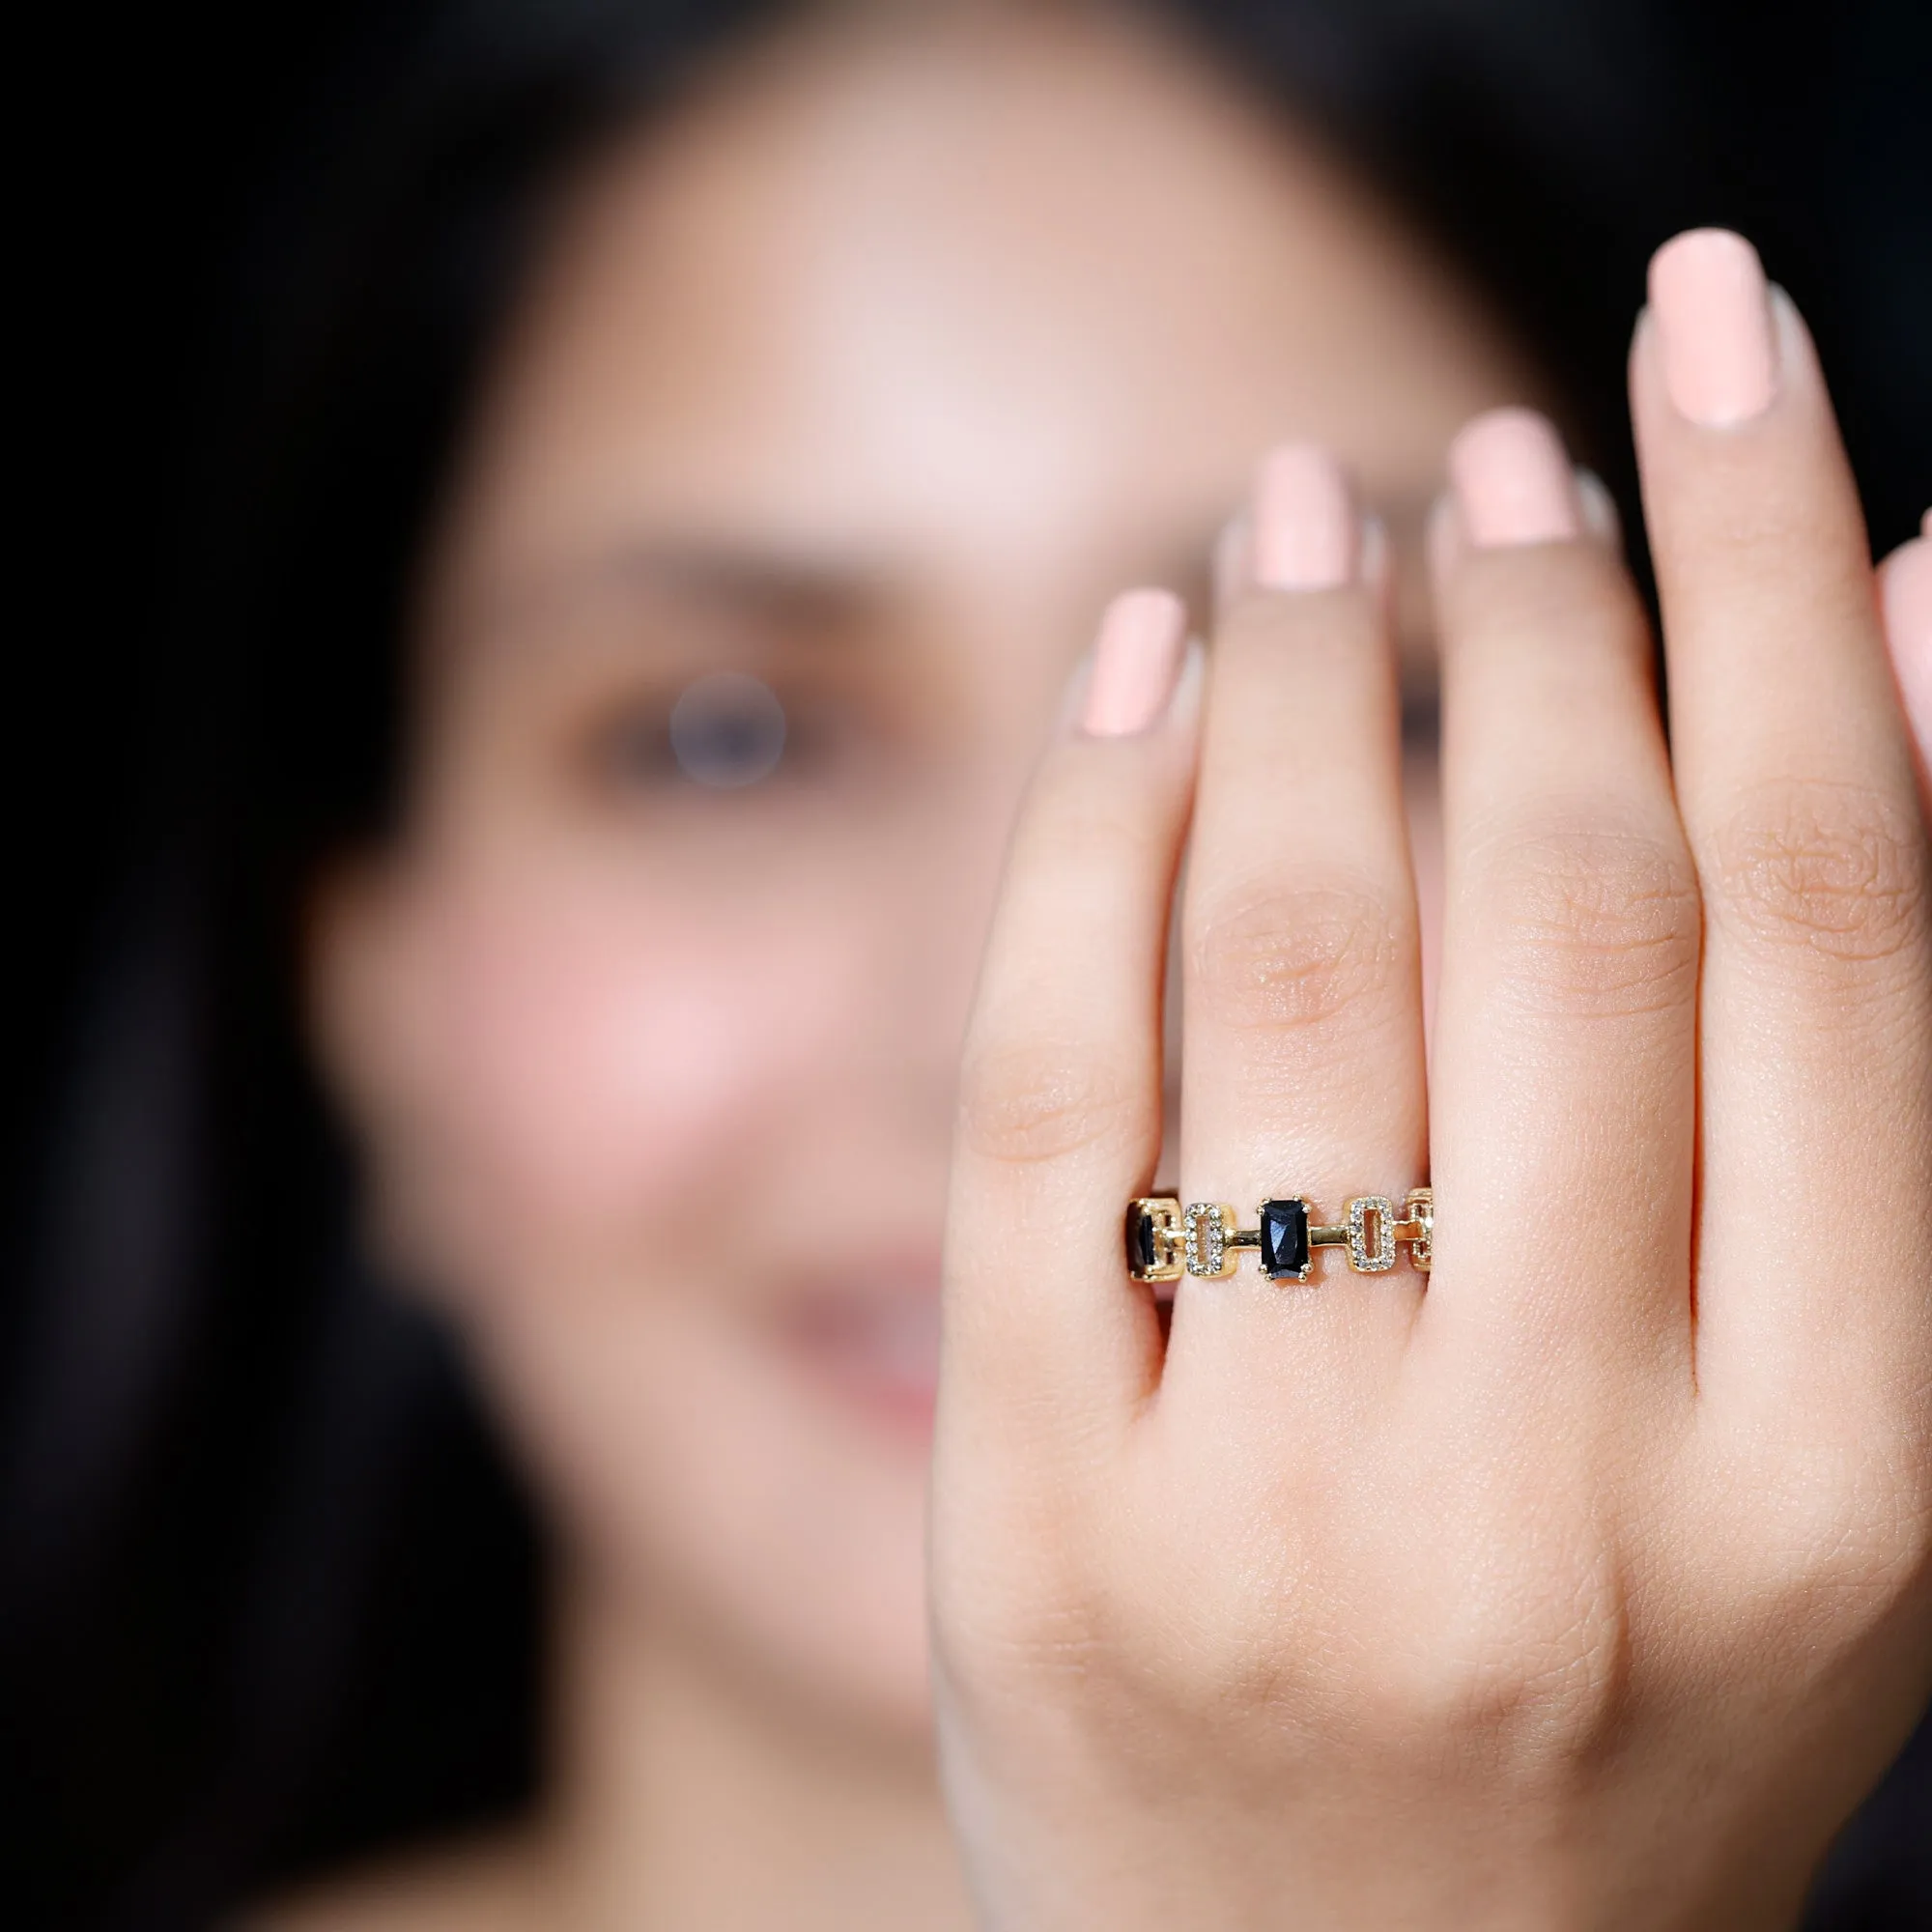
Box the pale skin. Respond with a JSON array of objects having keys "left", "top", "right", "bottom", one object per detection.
[
  {"left": 939, "top": 250, "right": 1932, "bottom": 1925},
  {"left": 270, "top": 6, "right": 1932, "bottom": 1929}
]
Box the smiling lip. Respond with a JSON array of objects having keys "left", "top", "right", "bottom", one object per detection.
[{"left": 776, "top": 1278, "right": 942, "bottom": 1435}]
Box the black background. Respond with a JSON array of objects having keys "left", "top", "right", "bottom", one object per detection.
[
  {"left": 11, "top": 0, "right": 1930, "bottom": 1207},
  {"left": 7, "top": 0, "right": 1929, "bottom": 1923}
]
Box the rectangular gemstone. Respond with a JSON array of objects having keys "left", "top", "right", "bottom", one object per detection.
[
  {"left": 1260, "top": 1198, "right": 1311, "bottom": 1279},
  {"left": 1128, "top": 1204, "right": 1158, "bottom": 1274}
]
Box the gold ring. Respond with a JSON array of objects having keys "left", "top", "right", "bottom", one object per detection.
[{"left": 1126, "top": 1189, "right": 1432, "bottom": 1284}]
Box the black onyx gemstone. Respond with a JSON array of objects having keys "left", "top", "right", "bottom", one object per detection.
[
  {"left": 1128, "top": 1205, "right": 1158, "bottom": 1273},
  {"left": 1259, "top": 1198, "right": 1311, "bottom": 1279}
]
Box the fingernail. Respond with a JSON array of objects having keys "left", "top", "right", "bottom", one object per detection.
[
  {"left": 1575, "top": 468, "right": 1623, "bottom": 548},
  {"left": 1648, "top": 229, "right": 1777, "bottom": 427},
  {"left": 1883, "top": 537, "right": 1932, "bottom": 749},
  {"left": 1252, "top": 442, "right": 1357, "bottom": 589},
  {"left": 1081, "top": 587, "right": 1189, "bottom": 736},
  {"left": 1885, "top": 538, "right": 1932, "bottom": 656},
  {"left": 1448, "top": 409, "right": 1580, "bottom": 548}
]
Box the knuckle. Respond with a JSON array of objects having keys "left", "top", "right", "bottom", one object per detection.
[
  {"left": 1188, "top": 875, "right": 1407, "bottom": 1039},
  {"left": 1481, "top": 823, "right": 1701, "bottom": 1019},
  {"left": 932, "top": 1556, "right": 1103, "bottom": 1702},
  {"left": 956, "top": 1040, "right": 1144, "bottom": 1170},
  {"left": 1704, "top": 781, "right": 1930, "bottom": 977},
  {"left": 1758, "top": 1438, "right": 1932, "bottom": 1621},
  {"left": 1396, "top": 1537, "right": 1635, "bottom": 1759}
]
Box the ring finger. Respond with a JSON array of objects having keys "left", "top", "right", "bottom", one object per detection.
[{"left": 1167, "top": 445, "right": 1429, "bottom": 1419}]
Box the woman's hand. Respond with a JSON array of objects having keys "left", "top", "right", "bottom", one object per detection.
[{"left": 930, "top": 229, "right": 1932, "bottom": 1929}]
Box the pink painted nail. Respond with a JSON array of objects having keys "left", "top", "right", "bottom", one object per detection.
[
  {"left": 1882, "top": 536, "right": 1932, "bottom": 753},
  {"left": 1448, "top": 409, "right": 1580, "bottom": 549},
  {"left": 1081, "top": 588, "right": 1188, "bottom": 737},
  {"left": 1252, "top": 442, "right": 1357, "bottom": 590},
  {"left": 1648, "top": 229, "right": 1777, "bottom": 427},
  {"left": 1575, "top": 468, "right": 1624, "bottom": 547}
]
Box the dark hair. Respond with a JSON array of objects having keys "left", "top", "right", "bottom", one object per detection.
[{"left": 5, "top": 2, "right": 1927, "bottom": 1926}]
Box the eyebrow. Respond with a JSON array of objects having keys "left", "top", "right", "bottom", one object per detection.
[
  {"left": 461, "top": 537, "right": 884, "bottom": 655},
  {"left": 457, "top": 482, "right": 1449, "bottom": 660},
  {"left": 604, "top": 540, "right": 877, "bottom": 619}
]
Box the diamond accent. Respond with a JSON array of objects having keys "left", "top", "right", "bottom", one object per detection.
[
  {"left": 1182, "top": 1203, "right": 1236, "bottom": 1278},
  {"left": 1345, "top": 1195, "right": 1396, "bottom": 1273}
]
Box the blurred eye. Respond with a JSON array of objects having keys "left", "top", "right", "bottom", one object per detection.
[{"left": 667, "top": 671, "right": 787, "bottom": 787}]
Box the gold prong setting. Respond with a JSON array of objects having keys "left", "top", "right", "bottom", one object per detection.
[{"left": 1125, "top": 1198, "right": 1185, "bottom": 1283}]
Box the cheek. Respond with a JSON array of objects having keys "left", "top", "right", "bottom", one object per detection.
[{"left": 398, "top": 865, "right": 856, "bottom": 1269}]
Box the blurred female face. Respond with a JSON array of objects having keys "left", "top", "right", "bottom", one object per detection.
[{"left": 315, "top": 7, "right": 1527, "bottom": 1739}]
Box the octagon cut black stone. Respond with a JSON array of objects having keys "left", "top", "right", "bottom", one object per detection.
[
  {"left": 1128, "top": 1205, "right": 1158, "bottom": 1273},
  {"left": 1260, "top": 1198, "right": 1311, "bottom": 1279}
]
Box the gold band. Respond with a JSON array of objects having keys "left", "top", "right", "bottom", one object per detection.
[{"left": 1127, "top": 1189, "right": 1432, "bottom": 1284}]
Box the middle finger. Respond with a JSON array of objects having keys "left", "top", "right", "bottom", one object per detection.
[{"left": 1426, "top": 409, "right": 1698, "bottom": 1392}]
